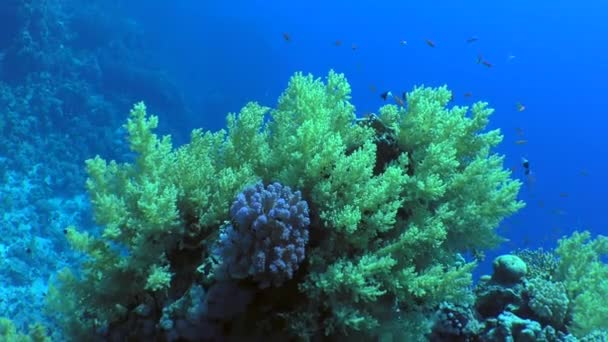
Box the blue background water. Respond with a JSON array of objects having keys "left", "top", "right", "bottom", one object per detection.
[
  {"left": 130, "top": 0, "right": 607, "bottom": 250},
  {"left": 0, "top": 0, "right": 606, "bottom": 335}
]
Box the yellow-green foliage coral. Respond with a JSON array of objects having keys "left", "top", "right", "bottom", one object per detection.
[
  {"left": 48, "top": 71, "right": 523, "bottom": 340},
  {"left": 275, "top": 76, "right": 522, "bottom": 337},
  {"left": 554, "top": 231, "right": 608, "bottom": 336},
  {"left": 47, "top": 103, "right": 260, "bottom": 337}
]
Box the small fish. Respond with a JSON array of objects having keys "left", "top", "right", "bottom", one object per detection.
[
  {"left": 538, "top": 200, "right": 545, "bottom": 208},
  {"left": 393, "top": 95, "right": 405, "bottom": 107},
  {"left": 507, "top": 54, "right": 516, "bottom": 62},
  {"left": 516, "top": 102, "right": 526, "bottom": 112},
  {"left": 521, "top": 157, "right": 531, "bottom": 175},
  {"left": 425, "top": 39, "right": 436, "bottom": 48},
  {"left": 515, "top": 139, "right": 528, "bottom": 145},
  {"left": 559, "top": 192, "right": 569, "bottom": 198},
  {"left": 401, "top": 92, "right": 407, "bottom": 101},
  {"left": 477, "top": 54, "right": 492, "bottom": 67},
  {"left": 515, "top": 127, "right": 525, "bottom": 137},
  {"left": 380, "top": 91, "right": 393, "bottom": 101},
  {"left": 369, "top": 84, "right": 377, "bottom": 93},
  {"left": 334, "top": 40, "right": 342, "bottom": 47},
  {"left": 580, "top": 169, "right": 589, "bottom": 177},
  {"left": 464, "top": 92, "right": 473, "bottom": 97},
  {"left": 282, "top": 32, "right": 291, "bottom": 42},
  {"left": 400, "top": 40, "right": 408, "bottom": 46},
  {"left": 466, "top": 36, "right": 479, "bottom": 43},
  {"left": 351, "top": 43, "right": 358, "bottom": 51}
]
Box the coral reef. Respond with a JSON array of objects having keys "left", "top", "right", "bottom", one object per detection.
[
  {"left": 431, "top": 236, "right": 608, "bottom": 341},
  {"left": 47, "top": 70, "right": 525, "bottom": 340}
]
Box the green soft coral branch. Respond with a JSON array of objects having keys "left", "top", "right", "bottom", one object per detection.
[
  {"left": 304, "top": 254, "right": 397, "bottom": 304},
  {"left": 172, "top": 128, "right": 257, "bottom": 228},
  {"left": 296, "top": 80, "right": 522, "bottom": 338},
  {"left": 267, "top": 70, "right": 373, "bottom": 189},
  {"left": 554, "top": 231, "right": 608, "bottom": 336},
  {"left": 223, "top": 102, "right": 271, "bottom": 174},
  {"left": 301, "top": 254, "right": 398, "bottom": 334},
  {"left": 391, "top": 261, "right": 475, "bottom": 305},
  {"left": 315, "top": 141, "right": 406, "bottom": 247}
]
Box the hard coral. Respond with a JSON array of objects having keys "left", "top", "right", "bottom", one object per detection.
[{"left": 214, "top": 182, "right": 310, "bottom": 288}]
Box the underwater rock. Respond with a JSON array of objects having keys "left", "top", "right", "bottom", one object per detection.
[
  {"left": 492, "top": 254, "right": 528, "bottom": 285},
  {"left": 204, "top": 281, "right": 254, "bottom": 321},
  {"left": 430, "top": 302, "right": 481, "bottom": 341},
  {"left": 483, "top": 311, "right": 542, "bottom": 342},
  {"left": 475, "top": 274, "right": 526, "bottom": 318}
]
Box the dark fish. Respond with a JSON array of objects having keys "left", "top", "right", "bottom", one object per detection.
[
  {"left": 282, "top": 32, "right": 291, "bottom": 42},
  {"left": 466, "top": 36, "right": 479, "bottom": 43},
  {"left": 477, "top": 53, "right": 493, "bottom": 67},
  {"left": 522, "top": 157, "right": 530, "bottom": 175},
  {"left": 425, "top": 39, "right": 436, "bottom": 47},
  {"left": 380, "top": 91, "right": 392, "bottom": 101}
]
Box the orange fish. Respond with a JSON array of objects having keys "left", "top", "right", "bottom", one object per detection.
[
  {"left": 282, "top": 32, "right": 291, "bottom": 42},
  {"left": 515, "top": 139, "right": 528, "bottom": 145},
  {"left": 425, "top": 39, "right": 436, "bottom": 48},
  {"left": 516, "top": 102, "right": 526, "bottom": 112}
]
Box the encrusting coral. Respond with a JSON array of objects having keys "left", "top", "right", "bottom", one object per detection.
[{"left": 47, "top": 70, "right": 524, "bottom": 340}]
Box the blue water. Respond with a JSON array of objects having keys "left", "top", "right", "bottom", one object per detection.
[
  {"left": 132, "top": 0, "right": 608, "bottom": 255},
  {"left": 0, "top": 0, "right": 606, "bottom": 339}
]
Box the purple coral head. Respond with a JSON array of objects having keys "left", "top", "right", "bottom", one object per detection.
[{"left": 214, "top": 182, "right": 310, "bottom": 288}]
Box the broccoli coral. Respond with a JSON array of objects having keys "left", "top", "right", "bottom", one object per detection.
[{"left": 213, "top": 181, "right": 310, "bottom": 288}]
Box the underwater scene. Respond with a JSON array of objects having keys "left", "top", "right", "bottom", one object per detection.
[{"left": 0, "top": 0, "right": 607, "bottom": 341}]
